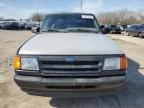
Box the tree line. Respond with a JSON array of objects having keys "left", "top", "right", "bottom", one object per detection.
[
  {"left": 30, "top": 9, "right": 144, "bottom": 25},
  {"left": 97, "top": 9, "right": 144, "bottom": 25}
]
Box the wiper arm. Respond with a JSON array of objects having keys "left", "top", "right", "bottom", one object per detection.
[
  {"left": 41, "top": 29, "right": 61, "bottom": 32},
  {"left": 66, "top": 28, "right": 98, "bottom": 33},
  {"left": 42, "top": 28, "right": 68, "bottom": 32}
]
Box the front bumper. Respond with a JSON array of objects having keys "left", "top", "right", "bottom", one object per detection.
[
  {"left": 141, "top": 33, "right": 144, "bottom": 36},
  {"left": 111, "top": 30, "right": 121, "bottom": 33},
  {"left": 14, "top": 74, "right": 127, "bottom": 97}
]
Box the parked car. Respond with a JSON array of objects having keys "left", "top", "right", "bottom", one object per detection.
[
  {"left": 13, "top": 13, "right": 128, "bottom": 97},
  {"left": 25, "top": 24, "right": 33, "bottom": 30},
  {"left": 120, "top": 25, "right": 127, "bottom": 31},
  {"left": 2, "top": 21, "right": 20, "bottom": 30},
  {"left": 19, "top": 22, "right": 26, "bottom": 29},
  {"left": 100, "top": 25, "right": 110, "bottom": 34},
  {"left": 0, "top": 21, "right": 4, "bottom": 29},
  {"left": 108, "top": 24, "right": 121, "bottom": 34},
  {"left": 1, "top": 22, "right": 8, "bottom": 29},
  {"left": 25, "top": 22, "right": 42, "bottom": 30},
  {"left": 103, "top": 25, "right": 111, "bottom": 34},
  {"left": 126, "top": 24, "right": 144, "bottom": 37},
  {"left": 100, "top": 25, "right": 107, "bottom": 34},
  {"left": 31, "top": 24, "right": 41, "bottom": 33}
]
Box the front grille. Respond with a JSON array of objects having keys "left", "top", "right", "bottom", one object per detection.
[{"left": 38, "top": 56, "right": 104, "bottom": 77}]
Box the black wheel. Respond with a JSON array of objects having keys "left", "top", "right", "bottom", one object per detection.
[
  {"left": 126, "top": 32, "right": 130, "bottom": 36},
  {"left": 139, "top": 33, "right": 144, "bottom": 38}
]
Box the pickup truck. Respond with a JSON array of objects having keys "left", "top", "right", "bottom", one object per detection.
[{"left": 13, "top": 13, "right": 128, "bottom": 97}]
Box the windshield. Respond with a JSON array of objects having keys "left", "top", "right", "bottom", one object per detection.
[
  {"left": 111, "top": 25, "right": 120, "bottom": 29},
  {"left": 139, "top": 25, "right": 144, "bottom": 29},
  {"left": 133, "top": 25, "right": 144, "bottom": 30},
  {"left": 41, "top": 14, "right": 99, "bottom": 33}
]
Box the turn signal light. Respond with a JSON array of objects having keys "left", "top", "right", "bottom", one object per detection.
[
  {"left": 13, "top": 56, "right": 21, "bottom": 70},
  {"left": 120, "top": 55, "right": 128, "bottom": 70}
]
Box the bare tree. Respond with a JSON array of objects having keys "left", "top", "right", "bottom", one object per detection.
[
  {"left": 138, "top": 9, "right": 144, "bottom": 24},
  {"left": 30, "top": 12, "right": 47, "bottom": 21},
  {"left": 97, "top": 9, "right": 140, "bottom": 25}
]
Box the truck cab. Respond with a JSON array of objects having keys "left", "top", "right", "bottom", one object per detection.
[{"left": 13, "top": 13, "right": 127, "bottom": 97}]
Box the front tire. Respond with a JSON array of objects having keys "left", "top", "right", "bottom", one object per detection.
[
  {"left": 126, "top": 32, "right": 130, "bottom": 36},
  {"left": 110, "top": 31, "right": 112, "bottom": 34},
  {"left": 139, "top": 33, "right": 144, "bottom": 38}
]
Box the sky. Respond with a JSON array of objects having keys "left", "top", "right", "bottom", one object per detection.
[{"left": 0, "top": 0, "right": 144, "bottom": 19}]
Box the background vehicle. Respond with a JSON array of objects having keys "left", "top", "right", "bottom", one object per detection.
[
  {"left": 126, "top": 24, "right": 144, "bottom": 37},
  {"left": 25, "top": 21, "right": 41, "bottom": 30},
  {"left": 100, "top": 25, "right": 106, "bottom": 34},
  {"left": 31, "top": 23, "right": 42, "bottom": 33},
  {"left": 100, "top": 25, "right": 111, "bottom": 34},
  {"left": 2, "top": 21, "right": 20, "bottom": 30},
  {"left": 108, "top": 24, "right": 121, "bottom": 34},
  {"left": 1, "top": 22, "right": 8, "bottom": 29},
  {"left": 0, "top": 21, "right": 4, "bottom": 29},
  {"left": 120, "top": 25, "right": 127, "bottom": 31},
  {"left": 25, "top": 24, "right": 33, "bottom": 30},
  {"left": 103, "top": 26, "right": 111, "bottom": 34},
  {"left": 19, "top": 22, "right": 26, "bottom": 29}
]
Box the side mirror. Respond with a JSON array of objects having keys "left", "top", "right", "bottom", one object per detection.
[{"left": 32, "top": 27, "right": 40, "bottom": 34}]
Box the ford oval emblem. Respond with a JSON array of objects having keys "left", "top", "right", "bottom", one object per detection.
[{"left": 65, "top": 56, "right": 76, "bottom": 63}]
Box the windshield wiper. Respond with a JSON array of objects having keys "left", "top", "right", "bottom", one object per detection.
[
  {"left": 66, "top": 28, "right": 98, "bottom": 33},
  {"left": 41, "top": 29, "right": 65, "bottom": 32},
  {"left": 41, "top": 28, "right": 98, "bottom": 33}
]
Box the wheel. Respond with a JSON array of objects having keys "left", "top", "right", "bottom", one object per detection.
[
  {"left": 126, "top": 32, "right": 130, "bottom": 36},
  {"left": 139, "top": 33, "right": 144, "bottom": 38},
  {"left": 110, "top": 31, "right": 113, "bottom": 34}
]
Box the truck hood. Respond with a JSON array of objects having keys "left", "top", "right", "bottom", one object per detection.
[{"left": 19, "top": 33, "right": 123, "bottom": 55}]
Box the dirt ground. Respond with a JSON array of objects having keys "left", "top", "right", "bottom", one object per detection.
[{"left": 0, "top": 30, "right": 144, "bottom": 108}]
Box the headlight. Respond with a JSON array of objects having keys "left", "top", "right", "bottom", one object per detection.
[
  {"left": 21, "top": 58, "right": 39, "bottom": 70},
  {"left": 13, "top": 56, "right": 39, "bottom": 71},
  {"left": 103, "top": 55, "right": 127, "bottom": 70}
]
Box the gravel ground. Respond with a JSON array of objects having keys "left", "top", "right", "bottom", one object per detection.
[{"left": 0, "top": 30, "right": 144, "bottom": 108}]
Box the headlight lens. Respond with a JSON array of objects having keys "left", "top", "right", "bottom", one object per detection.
[
  {"left": 21, "top": 58, "right": 39, "bottom": 70},
  {"left": 13, "top": 56, "right": 39, "bottom": 71},
  {"left": 103, "top": 58, "right": 120, "bottom": 70},
  {"left": 103, "top": 55, "right": 127, "bottom": 70}
]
